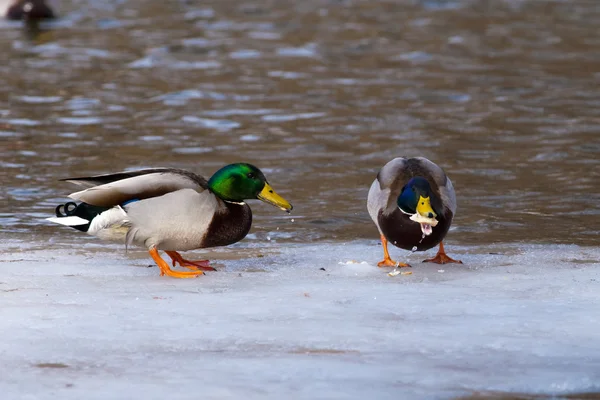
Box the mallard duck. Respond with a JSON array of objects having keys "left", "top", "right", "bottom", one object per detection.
[
  {"left": 367, "top": 157, "right": 461, "bottom": 267},
  {"left": 47, "top": 163, "right": 292, "bottom": 278},
  {"left": 3, "top": 0, "right": 55, "bottom": 20}
]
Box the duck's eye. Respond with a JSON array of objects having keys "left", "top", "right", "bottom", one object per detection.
[
  {"left": 247, "top": 172, "right": 255, "bottom": 179},
  {"left": 421, "top": 202, "right": 425, "bottom": 205}
]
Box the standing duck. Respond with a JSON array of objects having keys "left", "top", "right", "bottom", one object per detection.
[
  {"left": 367, "top": 157, "right": 461, "bottom": 267},
  {"left": 47, "top": 163, "right": 293, "bottom": 278}
]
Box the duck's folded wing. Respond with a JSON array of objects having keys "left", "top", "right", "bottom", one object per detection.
[
  {"left": 376, "top": 158, "right": 408, "bottom": 212},
  {"left": 413, "top": 157, "right": 456, "bottom": 214},
  {"left": 64, "top": 168, "right": 209, "bottom": 207}
]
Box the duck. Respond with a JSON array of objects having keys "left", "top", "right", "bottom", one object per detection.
[
  {"left": 367, "top": 157, "right": 461, "bottom": 268},
  {"left": 2, "top": 0, "right": 55, "bottom": 21},
  {"left": 47, "top": 163, "right": 293, "bottom": 278}
]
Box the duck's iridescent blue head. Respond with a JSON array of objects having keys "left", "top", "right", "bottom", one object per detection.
[
  {"left": 397, "top": 177, "right": 442, "bottom": 236},
  {"left": 397, "top": 177, "right": 438, "bottom": 218}
]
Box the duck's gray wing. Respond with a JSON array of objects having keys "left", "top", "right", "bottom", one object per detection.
[
  {"left": 367, "top": 157, "right": 408, "bottom": 228},
  {"left": 64, "top": 168, "right": 209, "bottom": 207}
]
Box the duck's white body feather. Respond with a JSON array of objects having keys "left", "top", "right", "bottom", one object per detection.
[
  {"left": 125, "top": 188, "right": 220, "bottom": 251},
  {"left": 46, "top": 215, "right": 89, "bottom": 226},
  {"left": 87, "top": 206, "right": 130, "bottom": 241}
]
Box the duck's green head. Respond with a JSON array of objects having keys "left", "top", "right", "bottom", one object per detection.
[
  {"left": 208, "top": 163, "right": 293, "bottom": 212},
  {"left": 397, "top": 177, "right": 441, "bottom": 217}
]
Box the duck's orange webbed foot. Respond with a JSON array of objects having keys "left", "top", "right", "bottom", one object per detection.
[
  {"left": 165, "top": 251, "right": 216, "bottom": 272},
  {"left": 377, "top": 234, "right": 412, "bottom": 268},
  {"left": 378, "top": 258, "right": 412, "bottom": 268},
  {"left": 422, "top": 242, "right": 462, "bottom": 265},
  {"left": 149, "top": 248, "right": 204, "bottom": 278}
]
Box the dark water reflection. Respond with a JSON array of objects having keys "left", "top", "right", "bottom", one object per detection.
[{"left": 1, "top": 0, "right": 599, "bottom": 246}]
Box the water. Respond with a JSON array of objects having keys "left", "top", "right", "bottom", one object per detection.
[{"left": 0, "top": 0, "right": 598, "bottom": 248}]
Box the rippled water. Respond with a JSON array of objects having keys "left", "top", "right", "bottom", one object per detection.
[{"left": 1, "top": 0, "right": 599, "bottom": 247}]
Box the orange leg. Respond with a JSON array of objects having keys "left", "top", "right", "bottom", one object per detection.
[
  {"left": 377, "top": 234, "right": 411, "bottom": 268},
  {"left": 148, "top": 248, "right": 204, "bottom": 278},
  {"left": 422, "top": 241, "right": 462, "bottom": 264},
  {"left": 165, "top": 251, "right": 216, "bottom": 272}
]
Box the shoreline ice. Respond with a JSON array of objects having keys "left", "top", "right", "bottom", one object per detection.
[{"left": 1, "top": 240, "right": 599, "bottom": 399}]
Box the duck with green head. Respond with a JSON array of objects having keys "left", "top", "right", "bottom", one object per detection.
[
  {"left": 47, "top": 163, "right": 292, "bottom": 278},
  {"left": 367, "top": 157, "right": 462, "bottom": 267}
]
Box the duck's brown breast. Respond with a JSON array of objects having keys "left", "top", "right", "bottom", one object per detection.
[
  {"left": 201, "top": 202, "right": 252, "bottom": 248},
  {"left": 378, "top": 208, "right": 453, "bottom": 251}
]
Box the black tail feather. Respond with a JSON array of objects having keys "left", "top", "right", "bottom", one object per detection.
[{"left": 55, "top": 202, "right": 110, "bottom": 232}]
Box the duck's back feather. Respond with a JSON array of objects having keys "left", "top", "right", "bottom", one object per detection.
[{"left": 65, "top": 168, "right": 209, "bottom": 208}]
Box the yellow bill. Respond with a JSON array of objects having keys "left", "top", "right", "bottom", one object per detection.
[
  {"left": 416, "top": 195, "right": 437, "bottom": 219},
  {"left": 258, "top": 183, "right": 293, "bottom": 212},
  {"left": 412, "top": 195, "right": 438, "bottom": 236}
]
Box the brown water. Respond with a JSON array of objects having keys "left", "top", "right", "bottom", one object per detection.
[{"left": 1, "top": 0, "right": 599, "bottom": 247}]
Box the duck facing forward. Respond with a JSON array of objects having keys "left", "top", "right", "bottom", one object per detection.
[
  {"left": 367, "top": 157, "right": 461, "bottom": 268},
  {"left": 47, "top": 163, "right": 293, "bottom": 278}
]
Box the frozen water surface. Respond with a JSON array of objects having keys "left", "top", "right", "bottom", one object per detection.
[{"left": 1, "top": 240, "right": 599, "bottom": 399}]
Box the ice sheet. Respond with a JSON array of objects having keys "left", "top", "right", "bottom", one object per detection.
[{"left": 1, "top": 240, "right": 599, "bottom": 399}]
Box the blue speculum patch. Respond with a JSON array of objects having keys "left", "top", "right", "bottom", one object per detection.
[{"left": 121, "top": 198, "right": 139, "bottom": 206}]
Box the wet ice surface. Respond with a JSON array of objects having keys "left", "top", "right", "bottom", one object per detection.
[{"left": 1, "top": 240, "right": 599, "bottom": 399}]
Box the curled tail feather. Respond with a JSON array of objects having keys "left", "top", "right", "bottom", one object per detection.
[{"left": 46, "top": 202, "right": 110, "bottom": 232}]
